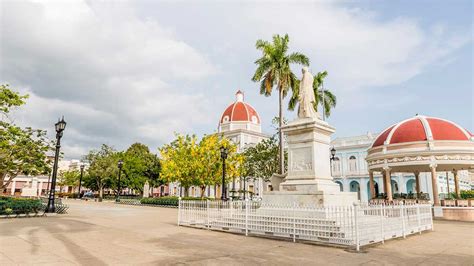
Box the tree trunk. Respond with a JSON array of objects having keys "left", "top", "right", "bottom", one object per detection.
[
  {"left": 0, "top": 173, "right": 15, "bottom": 192},
  {"left": 200, "top": 186, "right": 206, "bottom": 198},
  {"left": 184, "top": 187, "right": 189, "bottom": 197},
  {"left": 99, "top": 187, "right": 103, "bottom": 201},
  {"left": 278, "top": 87, "right": 285, "bottom": 175}
]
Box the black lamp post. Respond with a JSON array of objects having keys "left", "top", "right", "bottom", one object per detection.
[
  {"left": 46, "top": 117, "right": 67, "bottom": 213},
  {"left": 220, "top": 146, "right": 228, "bottom": 201},
  {"left": 78, "top": 163, "right": 85, "bottom": 199},
  {"left": 116, "top": 159, "right": 123, "bottom": 202},
  {"left": 330, "top": 147, "right": 336, "bottom": 176}
]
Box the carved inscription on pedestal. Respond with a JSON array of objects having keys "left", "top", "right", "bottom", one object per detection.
[{"left": 291, "top": 147, "right": 312, "bottom": 172}]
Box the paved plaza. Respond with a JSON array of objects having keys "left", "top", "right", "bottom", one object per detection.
[{"left": 0, "top": 200, "right": 472, "bottom": 265}]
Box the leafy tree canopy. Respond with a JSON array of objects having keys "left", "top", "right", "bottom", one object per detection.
[
  {"left": 160, "top": 133, "right": 241, "bottom": 197},
  {"left": 83, "top": 144, "right": 117, "bottom": 199},
  {"left": 121, "top": 143, "right": 161, "bottom": 193},
  {"left": 242, "top": 136, "right": 285, "bottom": 182},
  {"left": 0, "top": 84, "right": 53, "bottom": 191}
]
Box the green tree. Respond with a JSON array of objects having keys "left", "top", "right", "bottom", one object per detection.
[
  {"left": 289, "top": 71, "right": 337, "bottom": 118},
  {"left": 251, "top": 34, "right": 309, "bottom": 175},
  {"left": 121, "top": 143, "right": 160, "bottom": 194},
  {"left": 84, "top": 144, "right": 118, "bottom": 200},
  {"left": 242, "top": 136, "right": 284, "bottom": 183},
  {"left": 0, "top": 84, "right": 53, "bottom": 192},
  {"left": 0, "top": 84, "right": 28, "bottom": 115},
  {"left": 58, "top": 169, "right": 80, "bottom": 192}
]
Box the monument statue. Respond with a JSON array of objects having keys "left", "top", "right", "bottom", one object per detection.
[
  {"left": 263, "top": 68, "right": 357, "bottom": 206},
  {"left": 297, "top": 67, "right": 319, "bottom": 119},
  {"left": 143, "top": 181, "right": 150, "bottom": 198}
]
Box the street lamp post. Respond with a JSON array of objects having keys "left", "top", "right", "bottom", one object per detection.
[
  {"left": 46, "top": 117, "right": 67, "bottom": 213},
  {"left": 78, "top": 163, "right": 85, "bottom": 199},
  {"left": 330, "top": 147, "right": 336, "bottom": 177},
  {"left": 220, "top": 146, "right": 228, "bottom": 201},
  {"left": 116, "top": 160, "right": 123, "bottom": 202}
]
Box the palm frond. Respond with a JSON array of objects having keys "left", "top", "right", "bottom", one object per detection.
[{"left": 288, "top": 52, "right": 309, "bottom": 66}]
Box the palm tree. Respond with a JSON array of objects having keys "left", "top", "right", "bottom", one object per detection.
[
  {"left": 289, "top": 71, "right": 337, "bottom": 119},
  {"left": 252, "top": 34, "right": 309, "bottom": 175}
]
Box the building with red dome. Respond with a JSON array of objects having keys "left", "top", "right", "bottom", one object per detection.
[
  {"left": 169, "top": 90, "right": 271, "bottom": 199},
  {"left": 366, "top": 115, "right": 474, "bottom": 205},
  {"left": 218, "top": 90, "right": 270, "bottom": 151}
]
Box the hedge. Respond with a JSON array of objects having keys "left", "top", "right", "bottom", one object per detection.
[
  {"left": 0, "top": 197, "right": 43, "bottom": 215},
  {"left": 460, "top": 190, "right": 474, "bottom": 199},
  {"left": 139, "top": 196, "right": 212, "bottom": 206}
]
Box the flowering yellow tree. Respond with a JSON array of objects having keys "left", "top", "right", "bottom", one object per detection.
[
  {"left": 160, "top": 134, "right": 199, "bottom": 196},
  {"left": 160, "top": 133, "right": 242, "bottom": 197}
]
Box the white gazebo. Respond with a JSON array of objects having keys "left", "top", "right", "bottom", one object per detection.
[{"left": 366, "top": 115, "right": 474, "bottom": 205}]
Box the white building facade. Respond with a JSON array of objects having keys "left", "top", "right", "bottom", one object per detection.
[{"left": 331, "top": 132, "right": 471, "bottom": 203}]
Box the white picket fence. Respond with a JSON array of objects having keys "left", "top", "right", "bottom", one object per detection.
[{"left": 178, "top": 200, "right": 433, "bottom": 250}]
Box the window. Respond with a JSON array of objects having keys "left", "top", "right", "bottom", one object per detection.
[
  {"left": 332, "top": 157, "right": 341, "bottom": 174},
  {"left": 349, "top": 156, "right": 357, "bottom": 172}
]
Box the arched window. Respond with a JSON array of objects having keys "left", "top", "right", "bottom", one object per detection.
[
  {"left": 349, "top": 156, "right": 357, "bottom": 173},
  {"left": 332, "top": 157, "right": 341, "bottom": 175}
]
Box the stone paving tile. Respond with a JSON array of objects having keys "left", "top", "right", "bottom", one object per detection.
[{"left": 0, "top": 200, "right": 473, "bottom": 265}]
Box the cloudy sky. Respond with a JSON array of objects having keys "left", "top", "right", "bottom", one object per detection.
[{"left": 1, "top": 0, "right": 472, "bottom": 159}]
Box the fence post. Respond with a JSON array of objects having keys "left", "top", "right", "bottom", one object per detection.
[
  {"left": 380, "top": 203, "right": 385, "bottom": 244},
  {"left": 177, "top": 197, "right": 182, "bottom": 226},
  {"left": 400, "top": 201, "right": 406, "bottom": 238},
  {"left": 416, "top": 204, "right": 421, "bottom": 234},
  {"left": 429, "top": 201, "right": 434, "bottom": 231},
  {"left": 207, "top": 199, "right": 210, "bottom": 230},
  {"left": 245, "top": 199, "right": 249, "bottom": 236},
  {"left": 293, "top": 202, "right": 296, "bottom": 243},
  {"left": 353, "top": 202, "right": 360, "bottom": 252}
]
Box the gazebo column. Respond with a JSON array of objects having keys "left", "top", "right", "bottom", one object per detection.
[
  {"left": 430, "top": 164, "right": 440, "bottom": 206},
  {"left": 453, "top": 170, "right": 460, "bottom": 198},
  {"left": 369, "top": 171, "right": 376, "bottom": 199},
  {"left": 384, "top": 167, "right": 393, "bottom": 201},
  {"left": 414, "top": 171, "right": 421, "bottom": 195}
]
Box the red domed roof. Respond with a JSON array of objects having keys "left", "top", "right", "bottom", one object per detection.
[
  {"left": 220, "top": 91, "right": 260, "bottom": 124},
  {"left": 372, "top": 116, "right": 472, "bottom": 147}
]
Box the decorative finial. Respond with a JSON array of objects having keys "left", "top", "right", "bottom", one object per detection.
[{"left": 236, "top": 90, "right": 244, "bottom": 102}]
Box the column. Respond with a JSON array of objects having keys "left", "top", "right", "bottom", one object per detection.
[
  {"left": 384, "top": 168, "right": 393, "bottom": 201},
  {"left": 11, "top": 180, "right": 16, "bottom": 195},
  {"left": 360, "top": 178, "right": 368, "bottom": 203},
  {"left": 414, "top": 171, "right": 420, "bottom": 195},
  {"left": 430, "top": 164, "right": 440, "bottom": 206},
  {"left": 453, "top": 170, "right": 460, "bottom": 198},
  {"left": 445, "top": 172, "right": 450, "bottom": 197},
  {"left": 369, "top": 171, "right": 376, "bottom": 200}
]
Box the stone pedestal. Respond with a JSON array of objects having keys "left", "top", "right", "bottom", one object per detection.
[
  {"left": 21, "top": 177, "right": 39, "bottom": 197},
  {"left": 264, "top": 117, "right": 357, "bottom": 206},
  {"left": 143, "top": 181, "right": 150, "bottom": 198}
]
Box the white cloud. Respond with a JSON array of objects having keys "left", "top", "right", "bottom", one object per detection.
[
  {"left": 0, "top": 0, "right": 470, "bottom": 158},
  {"left": 1, "top": 0, "right": 217, "bottom": 158}
]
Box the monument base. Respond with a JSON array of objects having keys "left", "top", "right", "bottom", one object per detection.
[
  {"left": 263, "top": 190, "right": 358, "bottom": 207},
  {"left": 21, "top": 188, "right": 38, "bottom": 197}
]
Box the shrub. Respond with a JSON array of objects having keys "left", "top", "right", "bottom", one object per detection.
[
  {"left": 57, "top": 192, "right": 79, "bottom": 198},
  {"left": 460, "top": 190, "right": 474, "bottom": 199},
  {"left": 140, "top": 196, "right": 179, "bottom": 206},
  {"left": 139, "top": 196, "right": 213, "bottom": 206},
  {"left": 0, "top": 197, "right": 43, "bottom": 215}
]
